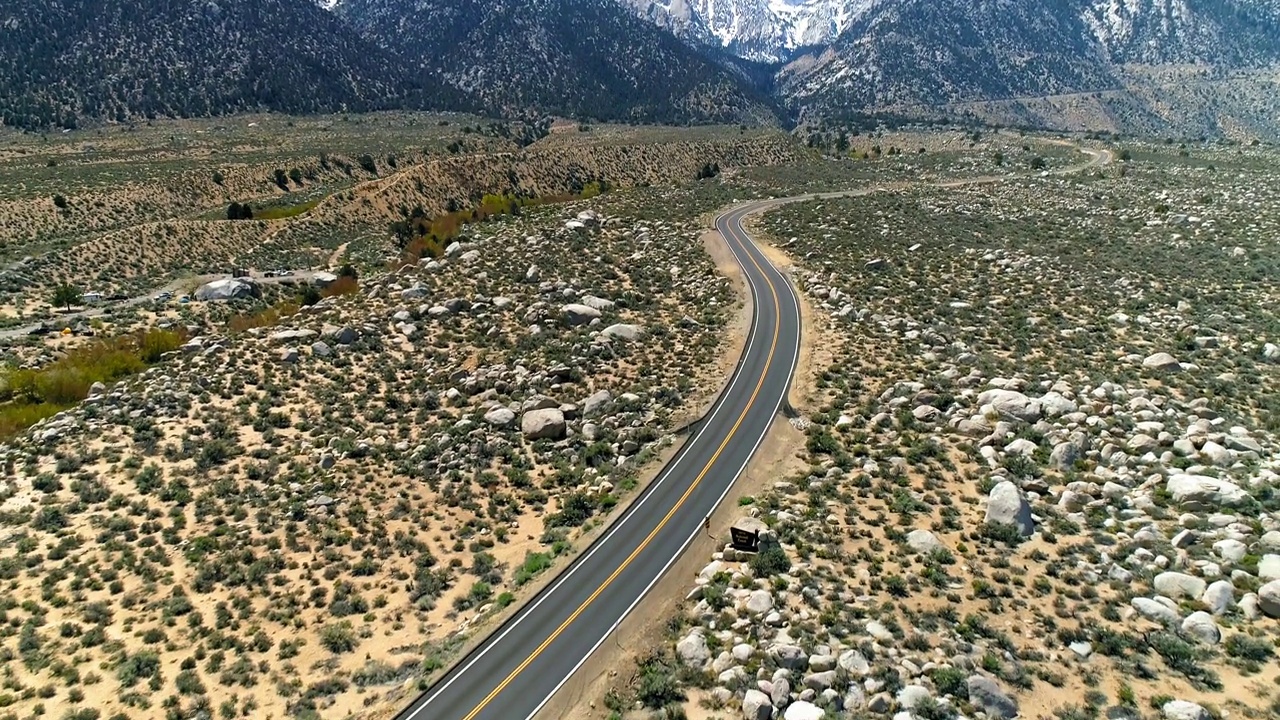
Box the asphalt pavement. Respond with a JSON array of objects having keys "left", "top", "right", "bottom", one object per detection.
[
  {"left": 391, "top": 143, "right": 1114, "bottom": 720},
  {"left": 394, "top": 198, "right": 803, "bottom": 720}
]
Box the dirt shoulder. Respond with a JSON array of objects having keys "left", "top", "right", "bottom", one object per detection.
[
  {"left": 370, "top": 223, "right": 758, "bottom": 719},
  {"left": 542, "top": 223, "right": 830, "bottom": 720}
]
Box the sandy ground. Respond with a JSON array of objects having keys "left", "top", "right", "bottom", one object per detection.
[
  {"left": 367, "top": 226, "right": 758, "bottom": 720},
  {"left": 546, "top": 221, "right": 831, "bottom": 720}
]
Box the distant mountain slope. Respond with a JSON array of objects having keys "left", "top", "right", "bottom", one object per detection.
[
  {"left": 778, "top": 0, "right": 1121, "bottom": 115},
  {"left": 1082, "top": 0, "right": 1280, "bottom": 66},
  {"left": 336, "top": 0, "right": 778, "bottom": 125},
  {"left": 0, "top": 0, "right": 467, "bottom": 130}
]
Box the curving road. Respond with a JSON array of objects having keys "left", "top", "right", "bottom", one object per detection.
[
  {"left": 394, "top": 144, "right": 1113, "bottom": 720},
  {"left": 395, "top": 198, "right": 803, "bottom": 720}
]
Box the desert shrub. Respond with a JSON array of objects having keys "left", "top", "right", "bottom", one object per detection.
[
  {"left": 1223, "top": 634, "right": 1274, "bottom": 662},
  {"left": 116, "top": 650, "right": 161, "bottom": 686},
  {"left": 514, "top": 552, "right": 553, "bottom": 586},
  {"left": 635, "top": 653, "right": 685, "bottom": 709},
  {"left": 318, "top": 622, "right": 357, "bottom": 653},
  {"left": 931, "top": 666, "right": 967, "bottom": 698},
  {"left": 319, "top": 276, "right": 359, "bottom": 298},
  {"left": 546, "top": 492, "right": 596, "bottom": 528},
  {"left": 748, "top": 543, "right": 790, "bottom": 577}
]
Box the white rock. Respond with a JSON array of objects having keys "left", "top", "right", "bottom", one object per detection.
[
  {"left": 1153, "top": 572, "right": 1206, "bottom": 600},
  {"left": 905, "top": 529, "right": 944, "bottom": 555},
  {"left": 1131, "top": 597, "right": 1179, "bottom": 624},
  {"left": 1201, "top": 580, "right": 1235, "bottom": 615},
  {"left": 1142, "top": 353, "right": 1183, "bottom": 372},
  {"left": 520, "top": 408, "right": 566, "bottom": 440},
  {"left": 782, "top": 701, "right": 824, "bottom": 720},
  {"left": 1166, "top": 474, "right": 1248, "bottom": 510},
  {"left": 745, "top": 590, "right": 774, "bottom": 615},
  {"left": 1180, "top": 611, "right": 1220, "bottom": 644},
  {"left": 743, "top": 689, "right": 773, "bottom": 720},
  {"left": 966, "top": 676, "right": 1019, "bottom": 719},
  {"left": 600, "top": 323, "right": 643, "bottom": 341},
  {"left": 484, "top": 407, "right": 516, "bottom": 427},
  {"left": 1257, "top": 581, "right": 1280, "bottom": 618},
  {"left": 561, "top": 303, "right": 602, "bottom": 326},
  {"left": 977, "top": 389, "right": 1042, "bottom": 423},
  {"left": 1212, "top": 539, "right": 1247, "bottom": 563},
  {"left": 1258, "top": 554, "right": 1280, "bottom": 581},
  {"left": 984, "top": 481, "right": 1035, "bottom": 536},
  {"left": 838, "top": 649, "right": 870, "bottom": 675},
  {"left": 1199, "top": 441, "right": 1233, "bottom": 467},
  {"left": 676, "top": 630, "right": 710, "bottom": 670},
  {"left": 1162, "top": 700, "right": 1211, "bottom": 720},
  {"left": 896, "top": 685, "right": 932, "bottom": 710}
]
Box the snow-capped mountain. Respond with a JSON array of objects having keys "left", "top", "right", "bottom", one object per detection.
[{"left": 626, "top": 0, "right": 876, "bottom": 62}]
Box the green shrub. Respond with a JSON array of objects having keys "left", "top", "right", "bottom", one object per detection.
[
  {"left": 1223, "top": 633, "right": 1274, "bottom": 662},
  {"left": 514, "top": 552, "right": 553, "bottom": 586},
  {"left": 931, "top": 666, "right": 967, "bottom": 698},
  {"left": 318, "top": 622, "right": 357, "bottom": 653},
  {"left": 748, "top": 543, "right": 791, "bottom": 577},
  {"left": 635, "top": 653, "right": 684, "bottom": 709}
]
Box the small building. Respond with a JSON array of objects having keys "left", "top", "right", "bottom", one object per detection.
[{"left": 82, "top": 291, "right": 104, "bottom": 305}]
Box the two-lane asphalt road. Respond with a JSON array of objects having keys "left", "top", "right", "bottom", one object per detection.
[
  {"left": 394, "top": 143, "right": 1114, "bottom": 720},
  {"left": 395, "top": 200, "right": 803, "bottom": 720}
]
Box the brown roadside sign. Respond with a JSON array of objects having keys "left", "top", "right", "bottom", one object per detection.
[{"left": 729, "top": 525, "right": 760, "bottom": 553}]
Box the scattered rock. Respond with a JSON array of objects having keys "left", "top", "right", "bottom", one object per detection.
[
  {"left": 967, "top": 675, "right": 1019, "bottom": 719},
  {"left": 1142, "top": 353, "right": 1183, "bottom": 372},
  {"left": 521, "top": 408, "right": 566, "bottom": 440},
  {"left": 562, "top": 303, "right": 602, "bottom": 326},
  {"left": 984, "top": 481, "right": 1035, "bottom": 536},
  {"left": 1162, "top": 700, "right": 1211, "bottom": 720},
  {"left": 195, "top": 277, "right": 260, "bottom": 301},
  {"left": 1180, "top": 611, "right": 1221, "bottom": 644}
]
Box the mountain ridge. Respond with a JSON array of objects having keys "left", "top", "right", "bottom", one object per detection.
[
  {"left": 0, "top": 0, "right": 471, "bottom": 131},
  {"left": 334, "top": 0, "right": 780, "bottom": 125}
]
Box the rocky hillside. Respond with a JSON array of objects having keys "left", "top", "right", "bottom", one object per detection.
[
  {"left": 1083, "top": 0, "right": 1280, "bottom": 66},
  {"left": 777, "top": 0, "right": 1121, "bottom": 114},
  {"left": 0, "top": 0, "right": 469, "bottom": 131},
  {"left": 3, "top": 128, "right": 809, "bottom": 301},
  {"left": 620, "top": 139, "right": 1280, "bottom": 720},
  {"left": 334, "top": 0, "right": 778, "bottom": 125},
  {"left": 772, "top": 0, "right": 1280, "bottom": 134}
]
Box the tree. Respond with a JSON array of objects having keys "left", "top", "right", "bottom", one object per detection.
[
  {"left": 1029, "top": 156, "right": 1047, "bottom": 170},
  {"left": 338, "top": 264, "right": 358, "bottom": 280},
  {"left": 52, "top": 194, "right": 69, "bottom": 209},
  {"left": 227, "top": 202, "right": 253, "bottom": 220},
  {"left": 273, "top": 169, "right": 289, "bottom": 190},
  {"left": 288, "top": 168, "right": 303, "bottom": 185},
  {"left": 52, "top": 283, "right": 80, "bottom": 311}
]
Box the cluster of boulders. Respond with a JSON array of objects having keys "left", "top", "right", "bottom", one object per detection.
[
  {"left": 657, "top": 164, "right": 1280, "bottom": 719},
  {"left": 673, "top": 526, "right": 1023, "bottom": 720}
]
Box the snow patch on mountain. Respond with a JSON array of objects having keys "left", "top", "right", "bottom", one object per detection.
[{"left": 626, "top": 0, "right": 876, "bottom": 62}]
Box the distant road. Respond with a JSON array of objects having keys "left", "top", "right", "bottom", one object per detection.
[{"left": 389, "top": 142, "right": 1113, "bottom": 720}]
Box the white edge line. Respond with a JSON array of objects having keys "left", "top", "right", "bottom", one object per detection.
[
  {"left": 404, "top": 206, "right": 765, "bottom": 718},
  {"left": 521, "top": 203, "right": 803, "bottom": 720},
  {"left": 503, "top": 145, "right": 1104, "bottom": 718}
]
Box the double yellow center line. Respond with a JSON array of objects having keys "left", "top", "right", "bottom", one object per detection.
[{"left": 460, "top": 207, "right": 787, "bottom": 720}]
